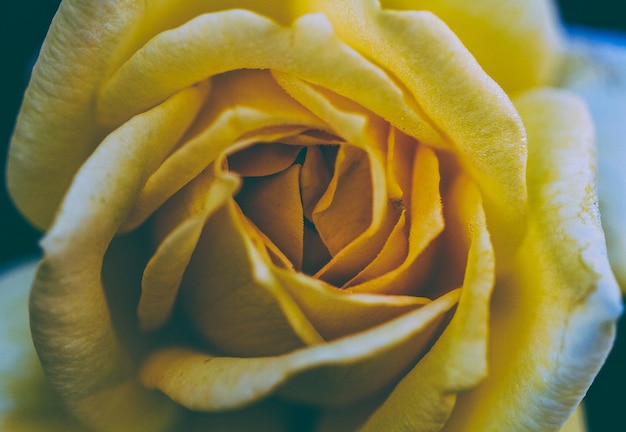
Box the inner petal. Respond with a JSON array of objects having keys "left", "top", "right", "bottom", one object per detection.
[
  {"left": 300, "top": 145, "right": 336, "bottom": 221},
  {"left": 228, "top": 142, "right": 302, "bottom": 177},
  {"left": 313, "top": 145, "right": 373, "bottom": 256},
  {"left": 236, "top": 164, "right": 305, "bottom": 270}
]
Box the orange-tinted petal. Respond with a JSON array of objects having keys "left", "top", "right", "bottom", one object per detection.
[
  {"left": 141, "top": 290, "right": 459, "bottom": 411},
  {"left": 361, "top": 184, "right": 493, "bottom": 431}
]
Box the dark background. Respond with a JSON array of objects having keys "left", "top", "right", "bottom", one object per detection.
[{"left": 1, "top": 1, "right": 624, "bottom": 430}]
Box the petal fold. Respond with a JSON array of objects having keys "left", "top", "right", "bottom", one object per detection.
[
  {"left": 28, "top": 84, "right": 207, "bottom": 431},
  {"left": 441, "top": 88, "right": 622, "bottom": 431},
  {"left": 360, "top": 185, "right": 494, "bottom": 431},
  {"left": 558, "top": 31, "right": 626, "bottom": 290},
  {"left": 380, "top": 0, "right": 563, "bottom": 92},
  {"left": 141, "top": 289, "right": 460, "bottom": 411},
  {"left": 312, "top": 1, "right": 529, "bottom": 262},
  {"left": 7, "top": 0, "right": 146, "bottom": 228}
]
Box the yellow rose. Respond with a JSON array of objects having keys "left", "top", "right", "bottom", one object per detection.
[{"left": 2, "top": 0, "right": 622, "bottom": 431}]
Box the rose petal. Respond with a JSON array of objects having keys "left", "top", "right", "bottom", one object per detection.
[
  {"left": 340, "top": 129, "right": 416, "bottom": 288},
  {"left": 0, "top": 261, "right": 85, "bottom": 431},
  {"left": 121, "top": 69, "right": 326, "bottom": 231},
  {"left": 440, "top": 89, "right": 622, "bottom": 431},
  {"left": 345, "top": 211, "right": 408, "bottom": 287},
  {"left": 272, "top": 74, "right": 399, "bottom": 285},
  {"left": 138, "top": 172, "right": 239, "bottom": 331},
  {"left": 140, "top": 289, "right": 460, "bottom": 411},
  {"left": 228, "top": 143, "right": 302, "bottom": 177},
  {"left": 360, "top": 182, "right": 494, "bottom": 431},
  {"left": 380, "top": 0, "right": 563, "bottom": 92},
  {"left": 274, "top": 269, "right": 430, "bottom": 341},
  {"left": 237, "top": 165, "right": 305, "bottom": 269},
  {"left": 313, "top": 145, "right": 373, "bottom": 256},
  {"left": 314, "top": 1, "right": 528, "bottom": 261},
  {"left": 558, "top": 31, "right": 626, "bottom": 290},
  {"left": 98, "top": 11, "right": 443, "bottom": 147},
  {"left": 348, "top": 143, "right": 444, "bottom": 295},
  {"left": 561, "top": 406, "right": 587, "bottom": 432},
  {"left": 28, "top": 84, "right": 208, "bottom": 431},
  {"left": 183, "top": 199, "right": 324, "bottom": 356},
  {"left": 301, "top": 145, "right": 335, "bottom": 221},
  {"left": 6, "top": 0, "right": 146, "bottom": 229}
]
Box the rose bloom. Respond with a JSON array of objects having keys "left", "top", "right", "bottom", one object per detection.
[{"left": 1, "top": 0, "right": 623, "bottom": 431}]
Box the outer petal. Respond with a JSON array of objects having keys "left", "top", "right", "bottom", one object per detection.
[
  {"left": 98, "top": 11, "right": 442, "bottom": 147},
  {"left": 7, "top": 0, "right": 146, "bottom": 229},
  {"left": 141, "top": 289, "right": 460, "bottom": 411},
  {"left": 441, "top": 89, "right": 622, "bottom": 431},
  {"left": 310, "top": 1, "right": 528, "bottom": 262},
  {"left": 28, "top": 84, "right": 208, "bottom": 431},
  {"left": 0, "top": 261, "right": 85, "bottom": 431},
  {"left": 359, "top": 183, "right": 494, "bottom": 431},
  {"left": 558, "top": 29, "right": 626, "bottom": 290},
  {"left": 379, "top": 0, "right": 563, "bottom": 93}
]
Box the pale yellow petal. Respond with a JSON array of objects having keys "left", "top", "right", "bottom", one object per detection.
[
  {"left": 342, "top": 129, "right": 416, "bottom": 288},
  {"left": 301, "top": 145, "right": 335, "bottom": 221},
  {"left": 311, "top": 1, "right": 528, "bottom": 261},
  {"left": 228, "top": 143, "right": 302, "bottom": 177},
  {"left": 0, "top": 261, "right": 86, "bottom": 431},
  {"left": 273, "top": 74, "right": 399, "bottom": 285},
  {"left": 380, "top": 0, "right": 563, "bottom": 92},
  {"left": 141, "top": 289, "right": 460, "bottom": 411},
  {"left": 98, "top": 11, "right": 442, "bottom": 146},
  {"left": 348, "top": 143, "right": 443, "bottom": 295},
  {"left": 561, "top": 406, "right": 587, "bottom": 432},
  {"left": 6, "top": 0, "right": 147, "bottom": 229},
  {"left": 441, "top": 89, "right": 622, "bottom": 431},
  {"left": 558, "top": 34, "right": 626, "bottom": 290},
  {"left": 28, "top": 85, "right": 207, "bottom": 431},
  {"left": 313, "top": 145, "right": 373, "bottom": 256},
  {"left": 274, "top": 268, "right": 429, "bottom": 341},
  {"left": 361, "top": 185, "right": 494, "bottom": 431}
]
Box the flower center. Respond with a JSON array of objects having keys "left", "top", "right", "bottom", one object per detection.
[{"left": 228, "top": 133, "right": 376, "bottom": 284}]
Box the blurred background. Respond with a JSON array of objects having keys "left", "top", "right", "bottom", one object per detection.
[{"left": 1, "top": 1, "right": 624, "bottom": 430}]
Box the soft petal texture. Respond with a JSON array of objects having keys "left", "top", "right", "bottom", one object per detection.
[
  {"left": 141, "top": 289, "right": 460, "bottom": 411},
  {"left": 182, "top": 199, "right": 325, "bottom": 357},
  {"left": 271, "top": 74, "right": 397, "bottom": 285},
  {"left": 309, "top": 1, "right": 528, "bottom": 262},
  {"left": 120, "top": 69, "right": 326, "bottom": 232},
  {"left": 7, "top": 0, "right": 146, "bottom": 229},
  {"left": 348, "top": 143, "right": 443, "bottom": 295},
  {"left": 6, "top": 2, "right": 621, "bottom": 432},
  {"left": 379, "top": 0, "right": 563, "bottom": 93},
  {"left": 27, "top": 84, "right": 210, "bottom": 431},
  {"left": 138, "top": 172, "right": 239, "bottom": 331},
  {"left": 0, "top": 261, "right": 85, "bottom": 431},
  {"left": 360, "top": 184, "right": 493, "bottom": 431},
  {"left": 439, "top": 89, "right": 621, "bottom": 431},
  {"left": 558, "top": 29, "right": 626, "bottom": 290},
  {"left": 98, "top": 11, "right": 442, "bottom": 147}
]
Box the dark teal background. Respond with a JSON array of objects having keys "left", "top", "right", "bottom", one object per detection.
[{"left": 1, "top": 1, "right": 623, "bottom": 430}]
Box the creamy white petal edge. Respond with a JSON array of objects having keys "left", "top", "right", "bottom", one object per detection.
[{"left": 558, "top": 27, "right": 626, "bottom": 289}]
